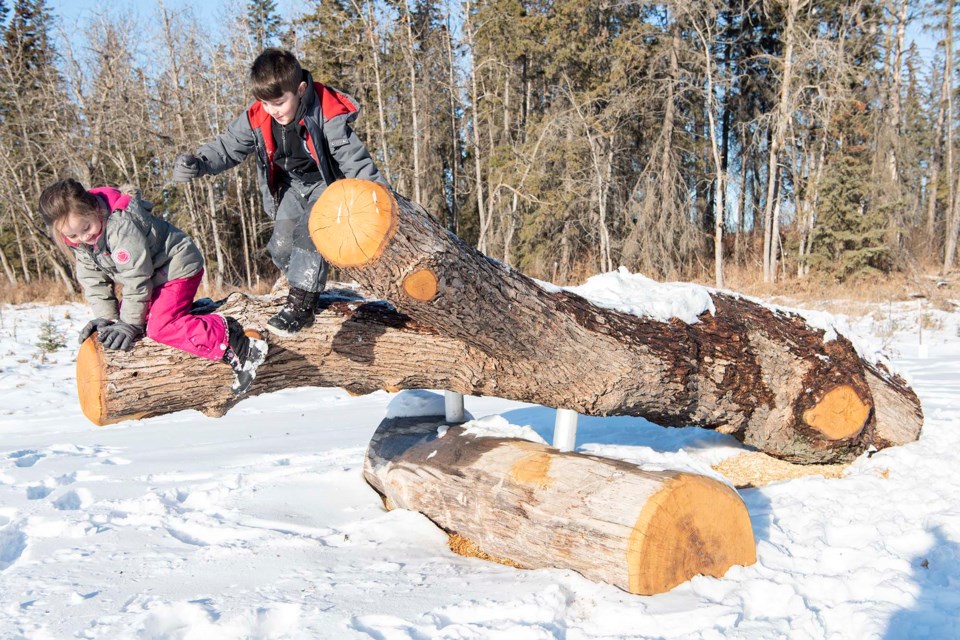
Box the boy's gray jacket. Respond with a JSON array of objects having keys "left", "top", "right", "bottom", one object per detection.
[
  {"left": 72, "top": 186, "right": 203, "bottom": 325},
  {"left": 194, "top": 71, "right": 388, "bottom": 218}
]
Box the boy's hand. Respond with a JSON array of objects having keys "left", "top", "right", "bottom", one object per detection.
[
  {"left": 78, "top": 318, "right": 115, "bottom": 344},
  {"left": 173, "top": 153, "right": 204, "bottom": 182},
  {"left": 98, "top": 322, "right": 145, "bottom": 351}
]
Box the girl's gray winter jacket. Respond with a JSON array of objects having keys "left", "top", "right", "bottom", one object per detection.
[{"left": 71, "top": 186, "right": 204, "bottom": 326}]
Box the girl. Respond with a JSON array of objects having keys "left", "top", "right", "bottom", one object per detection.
[{"left": 39, "top": 178, "right": 268, "bottom": 395}]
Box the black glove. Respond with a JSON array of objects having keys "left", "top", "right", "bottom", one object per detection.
[
  {"left": 98, "top": 321, "right": 145, "bottom": 351},
  {"left": 173, "top": 152, "right": 205, "bottom": 182},
  {"left": 78, "top": 318, "right": 115, "bottom": 345}
]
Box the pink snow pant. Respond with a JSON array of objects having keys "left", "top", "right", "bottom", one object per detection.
[{"left": 145, "top": 270, "right": 228, "bottom": 362}]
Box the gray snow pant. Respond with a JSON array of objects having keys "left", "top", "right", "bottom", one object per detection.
[{"left": 267, "top": 180, "right": 329, "bottom": 293}]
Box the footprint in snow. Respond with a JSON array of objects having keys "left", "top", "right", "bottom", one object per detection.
[
  {"left": 0, "top": 522, "right": 27, "bottom": 571},
  {"left": 26, "top": 483, "right": 54, "bottom": 500},
  {"left": 9, "top": 450, "right": 44, "bottom": 468},
  {"left": 53, "top": 489, "right": 93, "bottom": 511}
]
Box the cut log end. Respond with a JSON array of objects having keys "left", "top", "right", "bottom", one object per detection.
[
  {"left": 402, "top": 269, "right": 438, "bottom": 302},
  {"left": 627, "top": 473, "right": 757, "bottom": 595},
  {"left": 76, "top": 337, "right": 150, "bottom": 426},
  {"left": 309, "top": 178, "right": 398, "bottom": 268},
  {"left": 802, "top": 384, "right": 870, "bottom": 440},
  {"left": 77, "top": 337, "right": 107, "bottom": 426}
]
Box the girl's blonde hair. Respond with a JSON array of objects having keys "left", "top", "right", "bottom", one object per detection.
[{"left": 39, "top": 178, "right": 101, "bottom": 253}]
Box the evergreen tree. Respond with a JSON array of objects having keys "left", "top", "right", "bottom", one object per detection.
[
  {"left": 806, "top": 103, "right": 892, "bottom": 280},
  {"left": 247, "top": 0, "right": 281, "bottom": 51},
  {"left": 35, "top": 314, "right": 64, "bottom": 354}
]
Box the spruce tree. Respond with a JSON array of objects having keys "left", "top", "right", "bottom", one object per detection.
[
  {"left": 246, "top": 0, "right": 281, "bottom": 51},
  {"left": 35, "top": 314, "right": 64, "bottom": 354}
]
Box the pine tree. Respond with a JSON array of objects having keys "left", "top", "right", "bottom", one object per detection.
[
  {"left": 35, "top": 314, "right": 64, "bottom": 354},
  {"left": 805, "top": 102, "right": 892, "bottom": 281},
  {"left": 246, "top": 0, "right": 281, "bottom": 51}
]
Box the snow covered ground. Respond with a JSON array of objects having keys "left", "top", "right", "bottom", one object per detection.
[{"left": 0, "top": 280, "right": 958, "bottom": 639}]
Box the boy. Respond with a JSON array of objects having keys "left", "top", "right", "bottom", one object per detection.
[{"left": 174, "top": 48, "right": 389, "bottom": 335}]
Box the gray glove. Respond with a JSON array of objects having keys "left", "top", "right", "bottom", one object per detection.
[
  {"left": 78, "top": 318, "right": 114, "bottom": 345},
  {"left": 98, "top": 321, "right": 145, "bottom": 351},
  {"left": 173, "top": 152, "right": 205, "bottom": 182}
]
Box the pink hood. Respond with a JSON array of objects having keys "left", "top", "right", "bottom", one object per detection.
[{"left": 89, "top": 186, "right": 131, "bottom": 213}]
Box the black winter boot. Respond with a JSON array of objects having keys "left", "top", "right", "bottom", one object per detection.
[
  {"left": 266, "top": 287, "right": 318, "bottom": 336},
  {"left": 222, "top": 317, "right": 269, "bottom": 395}
]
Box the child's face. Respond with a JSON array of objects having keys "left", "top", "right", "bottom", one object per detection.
[
  {"left": 59, "top": 211, "right": 102, "bottom": 245},
  {"left": 262, "top": 81, "right": 307, "bottom": 126}
]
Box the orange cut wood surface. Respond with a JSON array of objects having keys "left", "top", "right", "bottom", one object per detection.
[{"left": 309, "top": 179, "right": 398, "bottom": 267}]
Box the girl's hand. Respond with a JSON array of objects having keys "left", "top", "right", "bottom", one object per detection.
[
  {"left": 78, "top": 318, "right": 115, "bottom": 345},
  {"left": 98, "top": 322, "right": 145, "bottom": 351}
]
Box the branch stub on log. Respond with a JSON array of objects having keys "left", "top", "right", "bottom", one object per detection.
[{"left": 402, "top": 269, "right": 439, "bottom": 302}]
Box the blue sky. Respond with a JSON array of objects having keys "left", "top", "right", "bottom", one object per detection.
[
  {"left": 48, "top": 0, "right": 224, "bottom": 38},
  {"left": 49, "top": 0, "right": 219, "bottom": 27},
  {"left": 45, "top": 0, "right": 316, "bottom": 52}
]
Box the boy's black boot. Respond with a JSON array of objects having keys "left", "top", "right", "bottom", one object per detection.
[
  {"left": 266, "top": 287, "right": 318, "bottom": 336},
  {"left": 222, "top": 317, "right": 269, "bottom": 395}
]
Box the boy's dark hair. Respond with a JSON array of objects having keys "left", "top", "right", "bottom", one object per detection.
[{"left": 250, "top": 48, "right": 304, "bottom": 101}]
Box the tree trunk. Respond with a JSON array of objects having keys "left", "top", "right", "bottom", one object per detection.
[
  {"left": 762, "top": 0, "right": 800, "bottom": 283},
  {"left": 944, "top": 169, "right": 960, "bottom": 272},
  {"left": 76, "top": 290, "right": 497, "bottom": 425},
  {"left": 927, "top": 62, "right": 946, "bottom": 244},
  {"left": 403, "top": 9, "right": 422, "bottom": 205},
  {"left": 13, "top": 218, "right": 30, "bottom": 283},
  {"left": 236, "top": 174, "right": 253, "bottom": 289},
  {"left": 946, "top": 0, "right": 956, "bottom": 235},
  {"left": 364, "top": 414, "right": 756, "bottom": 595},
  {"left": 693, "top": 19, "right": 725, "bottom": 287},
  {"left": 884, "top": 0, "right": 908, "bottom": 187},
  {"left": 205, "top": 181, "right": 226, "bottom": 290},
  {"left": 465, "top": 0, "right": 489, "bottom": 254},
  {"left": 307, "top": 180, "right": 923, "bottom": 464},
  {"left": 0, "top": 241, "right": 16, "bottom": 284},
  {"left": 354, "top": 0, "right": 393, "bottom": 185},
  {"left": 444, "top": 9, "right": 460, "bottom": 233}
]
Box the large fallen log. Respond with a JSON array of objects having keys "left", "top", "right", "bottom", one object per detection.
[
  {"left": 76, "top": 290, "right": 485, "bottom": 425},
  {"left": 308, "top": 179, "right": 923, "bottom": 464},
  {"left": 364, "top": 413, "right": 757, "bottom": 595}
]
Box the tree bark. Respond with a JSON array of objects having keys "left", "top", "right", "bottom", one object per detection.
[
  {"left": 692, "top": 16, "right": 725, "bottom": 288},
  {"left": 762, "top": 0, "right": 802, "bottom": 283},
  {"left": 364, "top": 414, "right": 756, "bottom": 595},
  {"left": 77, "top": 185, "right": 924, "bottom": 464},
  {"left": 76, "top": 290, "right": 491, "bottom": 426},
  {"left": 403, "top": 7, "right": 422, "bottom": 205},
  {"left": 308, "top": 180, "right": 923, "bottom": 464},
  {"left": 465, "top": 0, "right": 490, "bottom": 254},
  {"left": 926, "top": 63, "right": 945, "bottom": 244},
  {"left": 0, "top": 240, "right": 15, "bottom": 284}
]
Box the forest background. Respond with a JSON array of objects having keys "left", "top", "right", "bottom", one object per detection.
[{"left": 1, "top": 0, "right": 957, "bottom": 302}]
